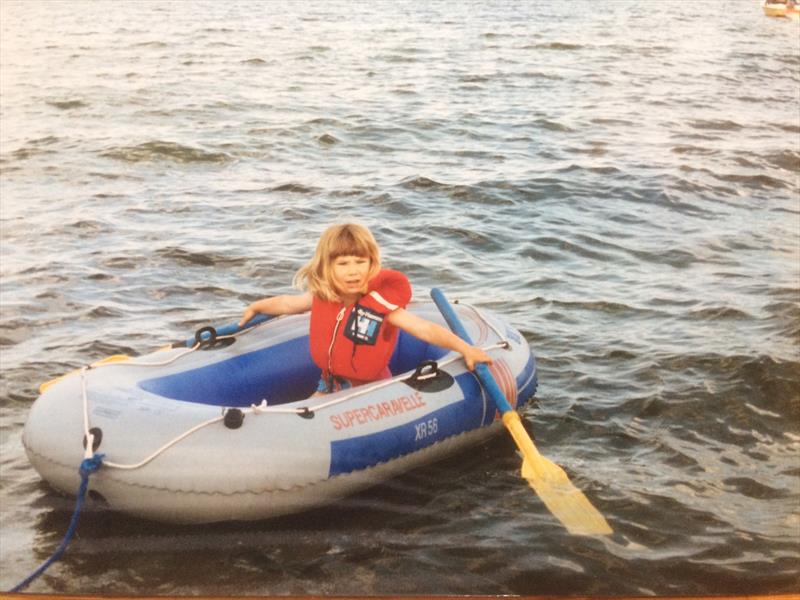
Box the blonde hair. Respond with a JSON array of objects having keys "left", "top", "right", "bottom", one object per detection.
[{"left": 294, "top": 223, "right": 381, "bottom": 301}]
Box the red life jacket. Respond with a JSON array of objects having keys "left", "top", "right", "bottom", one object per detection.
[{"left": 309, "top": 269, "right": 412, "bottom": 384}]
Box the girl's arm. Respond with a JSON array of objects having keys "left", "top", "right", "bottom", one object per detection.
[
  {"left": 239, "top": 292, "right": 313, "bottom": 327},
  {"left": 386, "top": 308, "right": 493, "bottom": 370}
]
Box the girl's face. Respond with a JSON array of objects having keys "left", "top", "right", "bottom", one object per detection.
[{"left": 331, "top": 255, "right": 371, "bottom": 300}]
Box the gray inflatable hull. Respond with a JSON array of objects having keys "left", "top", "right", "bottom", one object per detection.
[{"left": 23, "top": 301, "right": 537, "bottom": 523}]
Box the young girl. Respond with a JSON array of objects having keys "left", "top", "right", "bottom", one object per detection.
[{"left": 239, "top": 223, "right": 493, "bottom": 395}]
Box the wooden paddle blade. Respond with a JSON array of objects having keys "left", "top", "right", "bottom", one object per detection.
[
  {"left": 503, "top": 412, "right": 612, "bottom": 536},
  {"left": 521, "top": 457, "right": 613, "bottom": 536}
]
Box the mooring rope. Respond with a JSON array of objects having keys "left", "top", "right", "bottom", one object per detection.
[{"left": 10, "top": 453, "right": 105, "bottom": 593}]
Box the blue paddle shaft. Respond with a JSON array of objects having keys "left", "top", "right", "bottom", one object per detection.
[
  {"left": 430, "top": 288, "right": 513, "bottom": 414},
  {"left": 184, "top": 313, "right": 273, "bottom": 347}
]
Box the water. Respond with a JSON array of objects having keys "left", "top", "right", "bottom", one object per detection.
[{"left": 1, "top": 0, "right": 798, "bottom": 595}]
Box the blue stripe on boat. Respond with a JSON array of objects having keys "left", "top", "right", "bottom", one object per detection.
[
  {"left": 138, "top": 331, "right": 453, "bottom": 408},
  {"left": 138, "top": 336, "right": 320, "bottom": 406},
  {"left": 328, "top": 389, "right": 486, "bottom": 477},
  {"left": 327, "top": 351, "right": 538, "bottom": 478}
]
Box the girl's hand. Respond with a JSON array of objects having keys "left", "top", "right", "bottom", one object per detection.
[
  {"left": 238, "top": 305, "right": 257, "bottom": 328},
  {"left": 462, "top": 345, "right": 493, "bottom": 371}
]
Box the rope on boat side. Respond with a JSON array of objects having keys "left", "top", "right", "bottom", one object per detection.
[{"left": 458, "top": 301, "right": 508, "bottom": 342}]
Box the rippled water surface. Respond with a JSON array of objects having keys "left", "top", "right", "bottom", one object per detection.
[{"left": 1, "top": 0, "right": 799, "bottom": 596}]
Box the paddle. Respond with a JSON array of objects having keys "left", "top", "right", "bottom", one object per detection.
[{"left": 430, "top": 288, "right": 612, "bottom": 536}]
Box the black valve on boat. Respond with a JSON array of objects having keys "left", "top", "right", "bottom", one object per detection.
[{"left": 223, "top": 408, "right": 244, "bottom": 429}]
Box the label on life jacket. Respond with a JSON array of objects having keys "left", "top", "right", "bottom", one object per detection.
[{"left": 344, "top": 303, "right": 384, "bottom": 345}]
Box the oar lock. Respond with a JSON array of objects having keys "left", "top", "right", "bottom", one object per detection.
[
  {"left": 297, "top": 407, "right": 315, "bottom": 419},
  {"left": 412, "top": 361, "right": 439, "bottom": 381},
  {"left": 404, "top": 360, "right": 454, "bottom": 393},
  {"left": 194, "top": 326, "right": 236, "bottom": 351}
]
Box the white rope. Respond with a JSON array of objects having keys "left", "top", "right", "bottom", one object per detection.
[
  {"left": 80, "top": 367, "right": 93, "bottom": 459},
  {"left": 77, "top": 324, "right": 264, "bottom": 470},
  {"left": 112, "top": 343, "right": 200, "bottom": 368},
  {"left": 81, "top": 368, "right": 264, "bottom": 470},
  {"left": 456, "top": 301, "right": 509, "bottom": 343},
  {"left": 102, "top": 415, "right": 225, "bottom": 470}
]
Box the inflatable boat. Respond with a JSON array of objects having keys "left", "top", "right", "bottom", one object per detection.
[{"left": 22, "top": 299, "right": 537, "bottom": 524}]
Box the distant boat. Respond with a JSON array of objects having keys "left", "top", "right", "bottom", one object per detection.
[{"left": 763, "top": 1, "right": 800, "bottom": 18}]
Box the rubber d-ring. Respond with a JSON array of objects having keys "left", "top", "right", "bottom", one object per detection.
[
  {"left": 297, "top": 407, "right": 315, "bottom": 419},
  {"left": 195, "top": 326, "right": 217, "bottom": 347},
  {"left": 411, "top": 360, "right": 439, "bottom": 381}
]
